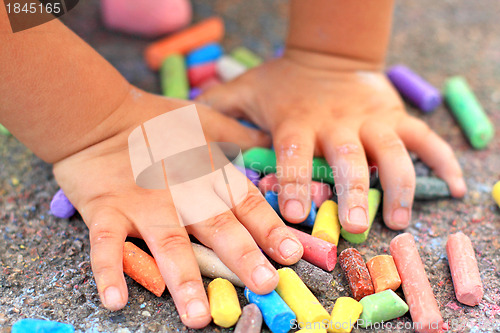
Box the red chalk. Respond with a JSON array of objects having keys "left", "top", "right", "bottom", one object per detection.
[
  {"left": 187, "top": 62, "right": 217, "bottom": 86},
  {"left": 258, "top": 173, "right": 332, "bottom": 207},
  {"left": 390, "top": 233, "right": 443, "bottom": 333},
  {"left": 446, "top": 232, "right": 483, "bottom": 306},
  {"left": 338, "top": 248, "right": 374, "bottom": 301},
  {"left": 287, "top": 227, "right": 337, "bottom": 271}
]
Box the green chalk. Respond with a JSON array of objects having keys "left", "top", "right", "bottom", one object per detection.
[
  {"left": 414, "top": 176, "right": 450, "bottom": 200},
  {"left": 0, "top": 123, "right": 10, "bottom": 136},
  {"left": 358, "top": 289, "right": 409, "bottom": 328},
  {"left": 242, "top": 147, "right": 335, "bottom": 184},
  {"left": 444, "top": 76, "right": 494, "bottom": 149},
  {"left": 231, "top": 47, "right": 263, "bottom": 68},
  {"left": 160, "top": 54, "right": 189, "bottom": 99},
  {"left": 340, "top": 189, "right": 381, "bottom": 244}
]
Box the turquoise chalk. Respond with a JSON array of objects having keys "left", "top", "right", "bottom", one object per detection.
[
  {"left": 186, "top": 43, "right": 223, "bottom": 67},
  {"left": 245, "top": 288, "right": 295, "bottom": 333},
  {"left": 264, "top": 191, "right": 317, "bottom": 228},
  {"left": 12, "top": 319, "right": 74, "bottom": 333}
]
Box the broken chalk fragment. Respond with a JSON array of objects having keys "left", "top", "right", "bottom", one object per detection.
[
  {"left": 339, "top": 248, "right": 374, "bottom": 301},
  {"left": 12, "top": 319, "right": 74, "bottom": 333},
  {"left": 288, "top": 227, "right": 337, "bottom": 271},
  {"left": 366, "top": 255, "right": 401, "bottom": 293},
  {"left": 186, "top": 43, "right": 223, "bottom": 67},
  {"left": 358, "top": 289, "right": 409, "bottom": 328},
  {"left": 245, "top": 288, "right": 296, "bottom": 333},
  {"left": 327, "top": 297, "right": 363, "bottom": 333},
  {"left": 312, "top": 200, "right": 341, "bottom": 246},
  {"left": 216, "top": 55, "right": 247, "bottom": 82},
  {"left": 492, "top": 180, "right": 500, "bottom": 208},
  {"left": 207, "top": 278, "right": 242, "bottom": 327},
  {"left": 234, "top": 303, "right": 263, "bottom": 333},
  {"left": 340, "top": 189, "right": 381, "bottom": 244},
  {"left": 414, "top": 176, "right": 451, "bottom": 200},
  {"left": 231, "top": 46, "right": 263, "bottom": 68},
  {"left": 50, "top": 189, "right": 76, "bottom": 219},
  {"left": 160, "top": 54, "right": 189, "bottom": 99}
]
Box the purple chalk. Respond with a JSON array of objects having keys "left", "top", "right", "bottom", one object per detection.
[
  {"left": 274, "top": 46, "right": 284, "bottom": 58},
  {"left": 189, "top": 87, "right": 202, "bottom": 100},
  {"left": 50, "top": 189, "right": 76, "bottom": 218},
  {"left": 387, "top": 65, "right": 442, "bottom": 112},
  {"left": 236, "top": 166, "right": 260, "bottom": 186}
]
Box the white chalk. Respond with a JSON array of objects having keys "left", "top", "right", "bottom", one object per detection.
[{"left": 216, "top": 56, "right": 247, "bottom": 82}]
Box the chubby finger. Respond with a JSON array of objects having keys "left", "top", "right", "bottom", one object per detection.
[
  {"left": 187, "top": 208, "right": 279, "bottom": 294},
  {"left": 229, "top": 180, "right": 303, "bottom": 265},
  {"left": 274, "top": 121, "right": 315, "bottom": 223},
  {"left": 138, "top": 208, "right": 211, "bottom": 329},
  {"left": 397, "top": 117, "right": 466, "bottom": 198},
  {"left": 321, "top": 128, "right": 370, "bottom": 233},
  {"left": 361, "top": 123, "right": 415, "bottom": 230},
  {"left": 196, "top": 77, "right": 252, "bottom": 118},
  {"left": 88, "top": 208, "right": 129, "bottom": 311}
]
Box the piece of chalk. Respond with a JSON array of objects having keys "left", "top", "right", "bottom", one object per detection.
[
  {"left": 390, "top": 233, "right": 443, "bottom": 333},
  {"left": 274, "top": 46, "right": 284, "bottom": 58},
  {"left": 231, "top": 46, "right": 263, "bottom": 68},
  {"left": 238, "top": 119, "right": 260, "bottom": 130},
  {"left": 446, "top": 232, "right": 483, "bottom": 306},
  {"left": 339, "top": 248, "right": 374, "bottom": 301},
  {"left": 186, "top": 43, "right": 224, "bottom": 67},
  {"left": 265, "top": 191, "right": 317, "bottom": 228},
  {"left": 12, "top": 319, "right": 74, "bottom": 333},
  {"left": 207, "top": 278, "right": 241, "bottom": 327},
  {"left": 493, "top": 180, "right": 500, "bottom": 208},
  {"left": 189, "top": 87, "right": 202, "bottom": 100},
  {"left": 366, "top": 255, "right": 401, "bottom": 293},
  {"left": 340, "top": 189, "right": 381, "bottom": 244},
  {"left": 444, "top": 76, "right": 495, "bottom": 149},
  {"left": 358, "top": 289, "right": 409, "bottom": 328},
  {"left": 123, "top": 242, "right": 166, "bottom": 297},
  {"left": 245, "top": 288, "right": 296, "bottom": 333},
  {"left": 288, "top": 227, "right": 336, "bottom": 271},
  {"left": 187, "top": 62, "right": 217, "bottom": 86},
  {"left": 259, "top": 173, "right": 332, "bottom": 207},
  {"left": 244, "top": 147, "right": 335, "bottom": 184},
  {"left": 275, "top": 267, "right": 330, "bottom": 325},
  {"left": 197, "top": 77, "right": 221, "bottom": 91},
  {"left": 191, "top": 243, "right": 244, "bottom": 287},
  {"left": 312, "top": 200, "right": 341, "bottom": 246},
  {"left": 414, "top": 176, "right": 451, "bottom": 200},
  {"left": 0, "top": 123, "right": 10, "bottom": 136},
  {"left": 235, "top": 303, "right": 263, "bottom": 333},
  {"left": 216, "top": 55, "right": 248, "bottom": 82},
  {"left": 327, "top": 297, "right": 363, "bottom": 333},
  {"left": 236, "top": 165, "right": 260, "bottom": 186},
  {"left": 145, "top": 17, "right": 224, "bottom": 70},
  {"left": 297, "top": 328, "right": 327, "bottom": 333},
  {"left": 160, "top": 54, "right": 189, "bottom": 99},
  {"left": 50, "top": 189, "right": 76, "bottom": 218},
  {"left": 387, "top": 65, "right": 442, "bottom": 112},
  {"left": 101, "top": 0, "right": 191, "bottom": 38}
]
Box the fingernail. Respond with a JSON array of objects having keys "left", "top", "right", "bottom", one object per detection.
[
  {"left": 186, "top": 299, "right": 209, "bottom": 319},
  {"left": 279, "top": 238, "right": 302, "bottom": 259},
  {"left": 104, "top": 286, "right": 122, "bottom": 309},
  {"left": 455, "top": 177, "right": 467, "bottom": 193},
  {"left": 392, "top": 207, "right": 409, "bottom": 227},
  {"left": 252, "top": 265, "right": 276, "bottom": 288},
  {"left": 284, "top": 199, "right": 304, "bottom": 219},
  {"left": 348, "top": 206, "right": 368, "bottom": 229}
]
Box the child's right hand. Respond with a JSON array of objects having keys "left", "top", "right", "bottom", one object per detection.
[{"left": 53, "top": 89, "right": 304, "bottom": 329}]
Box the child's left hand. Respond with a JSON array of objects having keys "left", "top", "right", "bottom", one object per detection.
[{"left": 198, "top": 49, "right": 466, "bottom": 232}]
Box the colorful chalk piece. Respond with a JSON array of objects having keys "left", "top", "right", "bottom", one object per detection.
[
  {"left": 231, "top": 46, "right": 263, "bottom": 68},
  {"left": 414, "top": 177, "right": 450, "bottom": 200},
  {"left": 160, "top": 54, "right": 189, "bottom": 99},
  {"left": 288, "top": 227, "right": 337, "bottom": 271},
  {"left": 265, "top": 191, "right": 317, "bottom": 228},
  {"left": 366, "top": 255, "right": 401, "bottom": 293},
  {"left": 189, "top": 87, "right": 202, "bottom": 100},
  {"left": 340, "top": 189, "right": 381, "bottom": 244},
  {"left": 327, "top": 297, "right": 363, "bottom": 333},
  {"left": 187, "top": 62, "right": 216, "bottom": 86},
  {"left": 50, "top": 189, "right": 76, "bottom": 218},
  {"left": 0, "top": 123, "right": 10, "bottom": 136},
  {"left": 312, "top": 200, "right": 341, "bottom": 246},
  {"left": 216, "top": 55, "right": 247, "bottom": 82},
  {"left": 245, "top": 288, "right": 296, "bottom": 333},
  {"left": 12, "top": 319, "right": 74, "bottom": 333},
  {"left": 235, "top": 303, "right": 263, "bottom": 333},
  {"left": 191, "top": 243, "right": 243, "bottom": 287},
  {"left": 186, "top": 43, "right": 223, "bottom": 67},
  {"left": 358, "top": 289, "right": 409, "bottom": 328},
  {"left": 207, "top": 278, "right": 242, "bottom": 327},
  {"left": 493, "top": 180, "right": 500, "bottom": 208},
  {"left": 339, "top": 248, "right": 374, "bottom": 301},
  {"left": 235, "top": 165, "right": 260, "bottom": 185}
]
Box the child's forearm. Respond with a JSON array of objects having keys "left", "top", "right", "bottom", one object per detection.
[
  {"left": 287, "top": 0, "right": 395, "bottom": 69},
  {"left": 0, "top": 2, "right": 131, "bottom": 163}
]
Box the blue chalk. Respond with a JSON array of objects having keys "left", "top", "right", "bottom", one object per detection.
[
  {"left": 186, "top": 43, "right": 223, "bottom": 67},
  {"left": 238, "top": 119, "right": 260, "bottom": 130},
  {"left": 12, "top": 319, "right": 74, "bottom": 333},
  {"left": 245, "top": 288, "right": 295, "bottom": 333},
  {"left": 264, "top": 191, "right": 317, "bottom": 228},
  {"left": 274, "top": 46, "right": 284, "bottom": 58}
]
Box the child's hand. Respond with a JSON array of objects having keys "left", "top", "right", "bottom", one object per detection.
[
  {"left": 198, "top": 49, "right": 466, "bottom": 232},
  {"left": 53, "top": 90, "right": 303, "bottom": 329}
]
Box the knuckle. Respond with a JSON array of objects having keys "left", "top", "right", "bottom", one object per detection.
[
  {"left": 237, "top": 192, "right": 264, "bottom": 218},
  {"left": 238, "top": 246, "right": 264, "bottom": 263},
  {"left": 377, "top": 133, "right": 405, "bottom": 153},
  {"left": 155, "top": 232, "right": 189, "bottom": 256},
  {"left": 209, "top": 212, "right": 236, "bottom": 232},
  {"left": 91, "top": 261, "right": 118, "bottom": 278},
  {"left": 90, "top": 228, "right": 118, "bottom": 246},
  {"left": 335, "top": 143, "right": 362, "bottom": 157}
]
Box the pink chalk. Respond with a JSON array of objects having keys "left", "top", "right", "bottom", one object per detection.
[
  {"left": 197, "top": 77, "right": 222, "bottom": 91},
  {"left": 258, "top": 173, "right": 332, "bottom": 207},
  {"left": 188, "top": 62, "right": 217, "bottom": 86},
  {"left": 446, "top": 232, "right": 483, "bottom": 306},
  {"left": 101, "top": 0, "right": 192, "bottom": 38},
  {"left": 288, "top": 227, "right": 337, "bottom": 271},
  {"left": 390, "top": 233, "right": 443, "bottom": 333}
]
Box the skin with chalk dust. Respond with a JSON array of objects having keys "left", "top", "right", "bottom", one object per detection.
[{"left": 0, "top": 0, "right": 499, "bottom": 332}]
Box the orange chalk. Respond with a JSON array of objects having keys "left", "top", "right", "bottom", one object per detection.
[
  {"left": 366, "top": 255, "right": 401, "bottom": 293},
  {"left": 123, "top": 242, "right": 165, "bottom": 297},
  {"left": 145, "top": 17, "right": 224, "bottom": 70}
]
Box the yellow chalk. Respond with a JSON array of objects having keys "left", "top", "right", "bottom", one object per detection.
[
  {"left": 275, "top": 268, "right": 330, "bottom": 325},
  {"left": 297, "top": 327, "right": 327, "bottom": 333},
  {"left": 207, "top": 278, "right": 241, "bottom": 327},
  {"left": 493, "top": 181, "right": 500, "bottom": 208},
  {"left": 327, "top": 297, "right": 363, "bottom": 333},
  {"left": 312, "top": 200, "right": 341, "bottom": 245}
]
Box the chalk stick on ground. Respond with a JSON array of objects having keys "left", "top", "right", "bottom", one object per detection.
[
  {"left": 0, "top": 123, "right": 10, "bottom": 136},
  {"left": 12, "top": 319, "right": 74, "bottom": 333},
  {"left": 216, "top": 55, "right": 247, "bottom": 82},
  {"left": 123, "top": 242, "right": 166, "bottom": 297},
  {"left": 231, "top": 46, "right": 263, "bottom": 68},
  {"left": 446, "top": 232, "right": 483, "bottom": 306},
  {"left": 492, "top": 180, "right": 500, "bottom": 208},
  {"left": 327, "top": 297, "right": 363, "bottom": 333},
  {"left": 312, "top": 200, "right": 341, "bottom": 246},
  {"left": 390, "top": 233, "right": 443, "bottom": 333},
  {"left": 340, "top": 189, "right": 381, "bottom": 244},
  {"left": 234, "top": 303, "right": 263, "bottom": 333},
  {"left": 358, "top": 289, "right": 409, "bottom": 328},
  {"left": 160, "top": 54, "right": 189, "bottom": 99},
  {"left": 288, "top": 227, "right": 337, "bottom": 271},
  {"left": 207, "top": 278, "right": 241, "bottom": 327},
  {"left": 338, "top": 248, "right": 374, "bottom": 301},
  {"left": 414, "top": 176, "right": 451, "bottom": 200},
  {"left": 245, "top": 288, "right": 296, "bottom": 333},
  {"left": 191, "top": 243, "right": 244, "bottom": 287},
  {"left": 50, "top": 189, "right": 76, "bottom": 219},
  {"left": 366, "top": 255, "right": 401, "bottom": 293}
]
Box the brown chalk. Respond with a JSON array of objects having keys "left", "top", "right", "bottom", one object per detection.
[
  {"left": 234, "top": 303, "right": 263, "bottom": 333},
  {"left": 446, "top": 232, "right": 483, "bottom": 306},
  {"left": 366, "top": 255, "right": 401, "bottom": 293},
  {"left": 339, "top": 248, "right": 374, "bottom": 301},
  {"left": 123, "top": 242, "right": 165, "bottom": 297}
]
